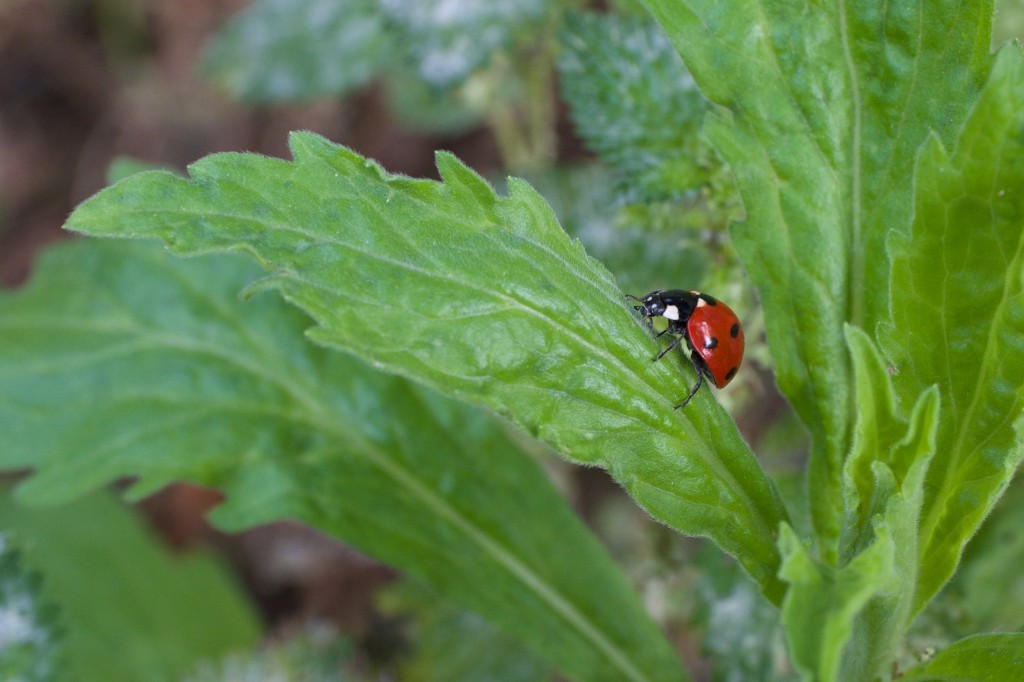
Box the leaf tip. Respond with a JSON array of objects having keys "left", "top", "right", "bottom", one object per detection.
[{"left": 434, "top": 151, "right": 497, "bottom": 206}]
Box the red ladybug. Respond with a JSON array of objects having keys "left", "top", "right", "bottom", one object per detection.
[{"left": 626, "top": 289, "right": 744, "bottom": 408}]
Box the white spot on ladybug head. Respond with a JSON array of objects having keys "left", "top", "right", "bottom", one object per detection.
[
  {"left": 662, "top": 305, "right": 680, "bottom": 321},
  {"left": 695, "top": 297, "right": 708, "bottom": 308}
]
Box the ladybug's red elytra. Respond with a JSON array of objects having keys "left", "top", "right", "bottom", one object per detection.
[{"left": 626, "top": 289, "right": 744, "bottom": 409}]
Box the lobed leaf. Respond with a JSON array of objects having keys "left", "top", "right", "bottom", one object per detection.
[
  {"left": 0, "top": 240, "right": 685, "bottom": 682},
  {"left": 203, "top": 0, "right": 396, "bottom": 103},
  {"left": 879, "top": 45, "right": 1024, "bottom": 614},
  {"left": 0, "top": 490, "right": 260, "bottom": 682},
  {"left": 641, "top": 0, "right": 992, "bottom": 561},
  {"left": 63, "top": 132, "right": 790, "bottom": 601}
]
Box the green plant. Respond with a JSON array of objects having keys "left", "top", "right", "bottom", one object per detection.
[{"left": 2, "top": 1, "right": 1023, "bottom": 680}]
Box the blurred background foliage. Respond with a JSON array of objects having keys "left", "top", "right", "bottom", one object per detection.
[{"left": 0, "top": 0, "right": 1021, "bottom": 679}]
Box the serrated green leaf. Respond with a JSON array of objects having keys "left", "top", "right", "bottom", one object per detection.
[
  {"left": 900, "top": 633, "right": 1024, "bottom": 681},
  {"left": 203, "top": 0, "right": 395, "bottom": 102},
  {"left": 878, "top": 45, "right": 1024, "bottom": 615},
  {"left": 0, "top": 240, "right": 685, "bottom": 682},
  {"left": 0, "top": 489, "right": 260, "bottom": 682},
  {"left": 558, "top": 12, "right": 714, "bottom": 202},
  {"left": 63, "top": 132, "right": 790, "bottom": 602},
  {"left": 642, "top": 0, "right": 992, "bottom": 562}
]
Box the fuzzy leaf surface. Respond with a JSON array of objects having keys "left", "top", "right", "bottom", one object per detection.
[
  {"left": 901, "top": 633, "right": 1024, "bottom": 681},
  {"left": 0, "top": 490, "right": 260, "bottom": 682},
  {"left": 642, "top": 0, "right": 992, "bottom": 560},
  {"left": 879, "top": 46, "right": 1024, "bottom": 614},
  {"left": 0, "top": 240, "right": 684, "bottom": 682},
  {"left": 63, "top": 133, "right": 789, "bottom": 601},
  {"left": 780, "top": 328, "right": 941, "bottom": 681},
  {"left": 558, "top": 12, "right": 712, "bottom": 202},
  {"left": 203, "top": 0, "right": 395, "bottom": 102}
]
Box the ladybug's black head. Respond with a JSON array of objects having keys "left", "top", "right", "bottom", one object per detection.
[
  {"left": 626, "top": 290, "right": 666, "bottom": 319},
  {"left": 627, "top": 289, "right": 700, "bottom": 325}
]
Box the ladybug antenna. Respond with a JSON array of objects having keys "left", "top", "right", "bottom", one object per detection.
[{"left": 624, "top": 293, "right": 647, "bottom": 314}]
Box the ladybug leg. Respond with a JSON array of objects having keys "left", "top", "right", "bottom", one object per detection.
[
  {"left": 674, "top": 353, "right": 707, "bottom": 409},
  {"left": 653, "top": 332, "right": 685, "bottom": 362}
]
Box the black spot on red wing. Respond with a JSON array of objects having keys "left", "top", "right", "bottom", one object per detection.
[
  {"left": 725, "top": 366, "right": 738, "bottom": 381},
  {"left": 699, "top": 293, "right": 718, "bottom": 306},
  {"left": 730, "top": 322, "right": 740, "bottom": 338},
  {"left": 704, "top": 336, "right": 718, "bottom": 350}
]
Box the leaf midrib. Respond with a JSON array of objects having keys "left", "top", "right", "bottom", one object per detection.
[
  {"left": 837, "top": 0, "right": 864, "bottom": 329},
  {"left": 918, "top": 185, "right": 1024, "bottom": 567}
]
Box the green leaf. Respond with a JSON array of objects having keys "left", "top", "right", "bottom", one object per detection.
[
  {"left": 641, "top": 0, "right": 992, "bottom": 562},
  {"left": 779, "top": 522, "right": 898, "bottom": 682},
  {"left": 203, "top": 0, "right": 396, "bottom": 102},
  {"left": 0, "top": 489, "right": 260, "bottom": 682},
  {"left": 0, "top": 240, "right": 685, "bottom": 682},
  {"left": 63, "top": 132, "right": 790, "bottom": 602},
  {"left": 901, "top": 633, "right": 1024, "bottom": 681},
  {"left": 879, "top": 45, "right": 1024, "bottom": 614},
  {"left": 781, "top": 328, "right": 941, "bottom": 681},
  {"left": 557, "top": 12, "right": 714, "bottom": 202},
  {"left": 840, "top": 327, "right": 940, "bottom": 560},
  {"left": 839, "top": 326, "right": 907, "bottom": 558}
]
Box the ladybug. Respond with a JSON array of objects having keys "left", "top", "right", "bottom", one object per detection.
[{"left": 626, "top": 289, "right": 744, "bottom": 408}]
